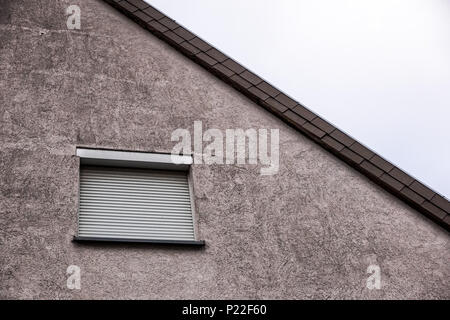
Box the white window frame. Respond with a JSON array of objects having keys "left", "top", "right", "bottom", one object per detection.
[{"left": 74, "top": 147, "right": 204, "bottom": 246}]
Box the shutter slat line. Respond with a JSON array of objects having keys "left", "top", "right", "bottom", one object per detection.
[
  {"left": 77, "top": 231, "right": 194, "bottom": 240},
  {"left": 79, "top": 208, "right": 193, "bottom": 216},
  {"left": 79, "top": 225, "right": 194, "bottom": 232},
  {"left": 79, "top": 167, "right": 195, "bottom": 241},
  {"left": 80, "top": 202, "right": 191, "bottom": 210},
  {"left": 79, "top": 206, "right": 192, "bottom": 214},
  {"left": 81, "top": 170, "right": 188, "bottom": 178},
  {"left": 80, "top": 197, "right": 191, "bottom": 205},
  {"left": 81, "top": 170, "right": 187, "bottom": 179},
  {"left": 80, "top": 185, "right": 189, "bottom": 193},
  {"left": 79, "top": 218, "right": 193, "bottom": 226},
  {"left": 77, "top": 233, "right": 194, "bottom": 240},
  {"left": 80, "top": 180, "right": 190, "bottom": 189},
  {"left": 80, "top": 193, "right": 191, "bottom": 200},
  {"left": 80, "top": 190, "right": 190, "bottom": 198},
  {"left": 80, "top": 175, "right": 189, "bottom": 184}
]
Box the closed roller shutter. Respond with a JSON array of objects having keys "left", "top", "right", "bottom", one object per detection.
[{"left": 78, "top": 166, "right": 195, "bottom": 241}]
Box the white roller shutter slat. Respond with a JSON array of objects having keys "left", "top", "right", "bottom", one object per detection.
[{"left": 78, "top": 167, "right": 195, "bottom": 241}]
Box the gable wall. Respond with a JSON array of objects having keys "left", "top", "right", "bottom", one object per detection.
[{"left": 0, "top": 0, "right": 448, "bottom": 299}]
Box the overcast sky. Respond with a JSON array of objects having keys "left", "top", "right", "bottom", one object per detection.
[{"left": 147, "top": 0, "right": 450, "bottom": 198}]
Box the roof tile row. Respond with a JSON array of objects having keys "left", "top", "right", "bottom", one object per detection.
[
  {"left": 105, "top": 0, "right": 450, "bottom": 231},
  {"left": 126, "top": 0, "right": 149, "bottom": 10}
]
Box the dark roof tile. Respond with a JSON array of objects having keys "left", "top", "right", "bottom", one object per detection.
[
  {"left": 118, "top": 1, "right": 138, "bottom": 12},
  {"left": 148, "top": 20, "right": 168, "bottom": 33},
  {"left": 248, "top": 87, "right": 269, "bottom": 101},
  {"left": 444, "top": 215, "right": 450, "bottom": 225},
  {"left": 341, "top": 148, "right": 364, "bottom": 164},
  {"left": 190, "top": 37, "right": 211, "bottom": 51},
  {"left": 133, "top": 10, "right": 152, "bottom": 22},
  {"left": 322, "top": 136, "right": 345, "bottom": 152},
  {"left": 370, "top": 155, "right": 394, "bottom": 172},
  {"left": 430, "top": 194, "right": 450, "bottom": 213},
  {"left": 222, "top": 59, "right": 246, "bottom": 74},
  {"left": 423, "top": 201, "right": 447, "bottom": 219},
  {"left": 205, "top": 48, "right": 228, "bottom": 63},
  {"left": 389, "top": 167, "right": 414, "bottom": 186},
  {"left": 240, "top": 70, "right": 263, "bottom": 86},
  {"left": 329, "top": 129, "right": 355, "bottom": 147},
  {"left": 409, "top": 181, "right": 435, "bottom": 201},
  {"left": 275, "top": 93, "right": 298, "bottom": 109},
  {"left": 196, "top": 52, "right": 217, "bottom": 66},
  {"left": 179, "top": 42, "right": 201, "bottom": 56},
  {"left": 159, "top": 17, "right": 179, "bottom": 30},
  {"left": 212, "top": 64, "right": 235, "bottom": 77},
  {"left": 143, "top": 6, "right": 165, "bottom": 20},
  {"left": 257, "top": 82, "right": 280, "bottom": 98},
  {"left": 173, "top": 27, "right": 196, "bottom": 41},
  {"left": 302, "top": 123, "right": 326, "bottom": 139},
  {"left": 264, "top": 98, "right": 288, "bottom": 113},
  {"left": 360, "top": 160, "right": 383, "bottom": 177},
  {"left": 163, "top": 31, "right": 184, "bottom": 44},
  {"left": 311, "top": 118, "right": 335, "bottom": 134},
  {"left": 349, "top": 142, "right": 375, "bottom": 160},
  {"left": 230, "top": 74, "right": 252, "bottom": 89},
  {"left": 284, "top": 110, "right": 307, "bottom": 126},
  {"left": 125, "top": 0, "right": 149, "bottom": 10},
  {"left": 292, "top": 105, "right": 316, "bottom": 121},
  {"left": 380, "top": 173, "right": 404, "bottom": 191},
  {"left": 401, "top": 187, "right": 425, "bottom": 205}
]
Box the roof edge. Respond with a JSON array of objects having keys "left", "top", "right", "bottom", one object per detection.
[{"left": 103, "top": 0, "right": 450, "bottom": 231}]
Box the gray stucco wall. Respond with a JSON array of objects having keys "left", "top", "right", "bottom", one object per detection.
[{"left": 0, "top": 0, "right": 448, "bottom": 299}]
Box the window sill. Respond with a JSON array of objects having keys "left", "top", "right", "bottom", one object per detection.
[{"left": 73, "top": 236, "right": 205, "bottom": 246}]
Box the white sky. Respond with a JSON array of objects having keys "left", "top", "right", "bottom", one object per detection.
[{"left": 147, "top": 0, "right": 450, "bottom": 198}]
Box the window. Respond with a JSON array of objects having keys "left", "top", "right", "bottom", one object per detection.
[{"left": 74, "top": 148, "right": 204, "bottom": 245}]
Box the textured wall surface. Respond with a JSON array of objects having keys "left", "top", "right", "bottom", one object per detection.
[{"left": 0, "top": 0, "right": 448, "bottom": 299}]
